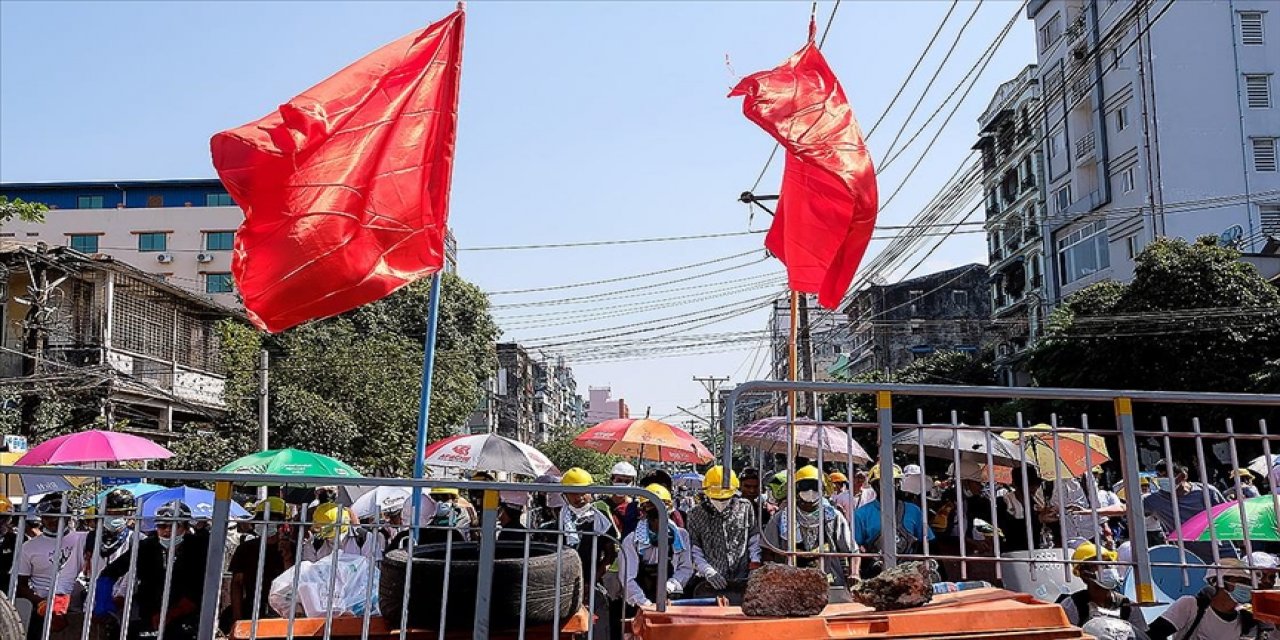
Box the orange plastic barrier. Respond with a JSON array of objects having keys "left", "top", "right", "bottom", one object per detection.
[
  {"left": 632, "top": 588, "right": 1089, "bottom": 640},
  {"left": 231, "top": 608, "right": 591, "bottom": 639},
  {"left": 1256, "top": 590, "right": 1280, "bottom": 625}
]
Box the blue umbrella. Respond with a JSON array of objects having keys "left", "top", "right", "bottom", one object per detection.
[
  {"left": 96, "top": 482, "right": 166, "bottom": 504},
  {"left": 139, "top": 486, "right": 249, "bottom": 529}
]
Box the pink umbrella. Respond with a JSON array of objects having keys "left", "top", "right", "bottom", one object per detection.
[{"left": 15, "top": 430, "right": 173, "bottom": 466}]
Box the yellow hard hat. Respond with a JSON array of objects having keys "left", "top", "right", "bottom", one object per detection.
[
  {"left": 254, "top": 497, "right": 288, "bottom": 517},
  {"left": 1071, "top": 542, "right": 1118, "bottom": 576},
  {"left": 561, "top": 467, "right": 593, "bottom": 487},
  {"left": 311, "top": 503, "right": 350, "bottom": 540},
  {"left": 702, "top": 466, "right": 739, "bottom": 500},
  {"left": 638, "top": 483, "right": 672, "bottom": 505},
  {"left": 828, "top": 472, "right": 849, "bottom": 484},
  {"left": 794, "top": 465, "right": 822, "bottom": 483},
  {"left": 868, "top": 464, "right": 903, "bottom": 481}
]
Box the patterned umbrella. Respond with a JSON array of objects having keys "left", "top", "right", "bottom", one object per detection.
[
  {"left": 423, "top": 433, "right": 557, "bottom": 477},
  {"left": 1000, "top": 424, "right": 1110, "bottom": 481},
  {"left": 736, "top": 417, "right": 871, "bottom": 463},
  {"left": 1166, "top": 496, "right": 1279, "bottom": 542},
  {"left": 574, "top": 419, "right": 713, "bottom": 464}
]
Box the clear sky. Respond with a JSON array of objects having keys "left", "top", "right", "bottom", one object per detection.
[{"left": 0, "top": 1, "right": 1035, "bottom": 429}]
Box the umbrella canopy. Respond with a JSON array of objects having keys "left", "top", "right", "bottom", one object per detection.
[
  {"left": 574, "top": 419, "right": 713, "bottom": 464},
  {"left": 350, "top": 486, "right": 411, "bottom": 520},
  {"left": 1000, "top": 424, "right": 1110, "bottom": 481},
  {"left": 16, "top": 430, "right": 173, "bottom": 466},
  {"left": 893, "top": 426, "right": 1029, "bottom": 467},
  {"left": 0, "top": 452, "right": 87, "bottom": 498},
  {"left": 736, "top": 418, "right": 871, "bottom": 463},
  {"left": 1166, "top": 497, "right": 1279, "bottom": 542},
  {"left": 423, "top": 433, "right": 557, "bottom": 477},
  {"left": 96, "top": 482, "right": 166, "bottom": 503},
  {"left": 219, "top": 448, "right": 362, "bottom": 484},
  {"left": 139, "top": 486, "right": 251, "bottom": 528},
  {"left": 1248, "top": 455, "right": 1278, "bottom": 477}
]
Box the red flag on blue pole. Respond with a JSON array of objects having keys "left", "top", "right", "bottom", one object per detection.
[
  {"left": 729, "top": 23, "right": 878, "bottom": 310},
  {"left": 211, "top": 9, "right": 464, "bottom": 333}
]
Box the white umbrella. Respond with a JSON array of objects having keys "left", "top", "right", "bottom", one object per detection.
[{"left": 423, "top": 433, "right": 557, "bottom": 477}]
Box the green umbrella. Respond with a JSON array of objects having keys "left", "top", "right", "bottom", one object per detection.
[
  {"left": 1168, "top": 496, "right": 1279, "bottom": 542},
  {"left": 219, "top": 448, "right": 362, "bottom": 483}
]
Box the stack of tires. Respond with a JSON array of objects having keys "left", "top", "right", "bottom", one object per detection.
[{"left": 380, "top": 541, "right": 583, "bottom": 631}]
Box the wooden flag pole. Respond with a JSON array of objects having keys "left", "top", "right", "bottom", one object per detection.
[{"left": 786, "top": 289, "right": 799, "bottom": 561}]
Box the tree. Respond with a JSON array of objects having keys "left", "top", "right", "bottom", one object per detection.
[
  {"left": 0, "top": 196, "right": 47, "bottom": 224},
  {"left": 1028, "top": 237, "right": 1280, "bottom": 392}
]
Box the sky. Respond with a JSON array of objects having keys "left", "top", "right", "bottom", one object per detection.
[{"left": 0, "top": 0, "right": 1036, "bottom": 428}]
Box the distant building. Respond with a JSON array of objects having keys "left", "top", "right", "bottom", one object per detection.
[
  {"left": 585, "top": 386, "right": 628, "bottom": 424},
  {"left": 975, "top": 65, "right": 1048, "bottom": 386},
  {"left": 836, "top": 264, "right": 993, "bottom": 377},
  {"left": 0, "top": 179, "right": 459, "bottom": 309},
  {"left": 495, "top": 343, "right": 536, "bottom": 443},
  {"left": 0, "top": 244, "right": 238, "bottom": 436}
]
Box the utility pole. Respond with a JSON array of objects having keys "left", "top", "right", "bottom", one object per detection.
[
  {"left": 693, "top": 375, "right": 729, "bottom": 454},
  {"left": 257, "top": 349, "right": 270, "bottom": 500}
]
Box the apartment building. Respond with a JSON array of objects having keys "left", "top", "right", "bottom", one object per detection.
[{"left": 1028, "top": 0, "right": 1280, "bottom": 302}]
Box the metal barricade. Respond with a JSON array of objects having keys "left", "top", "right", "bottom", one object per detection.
[
  {"left": 724, "top": 381, "right": 1280, "bottom": 607},
  {"left": 0, "top": 468, "right": 670, "bottom": 640}
]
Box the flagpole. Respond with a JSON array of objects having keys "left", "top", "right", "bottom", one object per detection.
[
  {"left": 786, "top": 289, "right": 799, "bottom": 562},
  {"left": 411, "top": 272, "right": 444, "bottom": 537}
]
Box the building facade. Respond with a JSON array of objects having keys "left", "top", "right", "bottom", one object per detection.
[
  {"left": 837, "top": 264, "right": 993, "bottom": 377},
  {"left": 585, "top": 386, "right": 628, "bottom": 424},
  {"left": 975, "top": 65, "right": 1048, "bottom": 386},
  {"left": 0, "top": 244, "right": 237, "bottom": 435},
  {"left": 1028, "top": 0, "right": 1280, "bottom": 303},
  {"left": 0, "top": 179, "right": 460, "bottom": 308}
]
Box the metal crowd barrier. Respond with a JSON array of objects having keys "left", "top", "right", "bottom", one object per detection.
[
  {"left": 0, "top": 468, "right": 668, "bottom": 640},
  {"left": 725, "top": 381, "right": 1280, "bottom": 604}
]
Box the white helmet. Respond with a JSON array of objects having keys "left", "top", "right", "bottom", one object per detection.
[{"left": 610, "top": 462, "right": 637, "bottom": 478}]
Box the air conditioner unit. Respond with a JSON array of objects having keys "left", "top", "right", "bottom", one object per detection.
[
  {"left": 156, "top": 253, "right": 174, "bottom": 264},
  {"left": 196, "top": 252, "right": 214, "bottom": 263}
]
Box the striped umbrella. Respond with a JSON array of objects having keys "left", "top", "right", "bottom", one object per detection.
[{"left": 573, "top": 419, "right": 713, "bottom": 464}]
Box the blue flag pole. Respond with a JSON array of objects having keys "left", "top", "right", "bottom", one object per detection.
[{"left": 410, "top": 272, "right": 444, "bottom": 538}]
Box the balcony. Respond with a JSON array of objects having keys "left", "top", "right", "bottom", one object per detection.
[{"left": 1075, "top": 132, "right": 1096, "bottom": 163}]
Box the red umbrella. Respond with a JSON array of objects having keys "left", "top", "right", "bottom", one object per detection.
[{"left": 573, "top": 419, "right": 713, "bottom": 464}]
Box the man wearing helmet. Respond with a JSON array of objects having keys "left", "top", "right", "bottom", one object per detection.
[
  {"left": 685, "top": 466, "right": 760, "bottom": 604},
  {"left": 1054, "top": 542, "right": 1147, "bottom": 639},
  {"left": 99, "top": 500, "right": 208, "bottom": 640},
  {"left": 618, "top": 483, "right": 692, "bottom": 609},
  {"left": 761, "top": 465, "right": 855, "bottom": 587}
]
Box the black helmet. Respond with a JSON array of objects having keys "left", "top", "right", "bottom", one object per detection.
[{"left": 103, "top": 489, "right": 136, "bottom": 513}]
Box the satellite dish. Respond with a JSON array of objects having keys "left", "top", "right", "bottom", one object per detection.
[{"left": 1219, "top": 224, "right": 1245, "bottom": 247}]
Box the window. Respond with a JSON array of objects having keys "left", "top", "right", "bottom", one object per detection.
[
  {"left": 137, "top": 232, "right": 168, "bottom": 252},
  {"left": 145, "top": 195, "right": 163, "bottom": 208},
  {"left": 204, "top": 272, "right": 234, "bottom": 294},
  {"left": 1254, "top": 138, "right": 1278, "bottom": 172},
  {"left": 1056, "top": 220, "right": 1111, "bottom": 285},
  {"left": 951, "top": 290, "right": 969, "bottom": 305},
  {"left": 1055, "top": 185, "right": 1072, "bottom": 212},
  {"left": 1115, "top": 104, "right": 1129, "bottom": 131},
  {"left": 77, "top": 195, "right": 104, "bottom": 209},
  {"left": 1240, "top": 12, "right": 1264, "bottom": 45},
  {"left": 206, "top": 193, "right": 234, "bottom": 207},
  {"left": 1039, "top": 13, "right": 1063, "bottom": 51},
  {"left": 204, "top": 231, "right": 235, "bottom": 251},
  {"left": 68, "top": 235, "right": 99, "bottom": 253},
  {"left": 1121, "top": 167, "right": 1136, "bottom": 193},
  {"left": 1245, "top": 75, "right": 1272, "bottom": 108}
]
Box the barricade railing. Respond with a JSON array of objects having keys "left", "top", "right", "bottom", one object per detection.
[
  {"left": 0, "top": 467, "right": 669, "bottom": 640},
  {"left": 725, "top": 381, "right": 1280, "bottom": 605}
]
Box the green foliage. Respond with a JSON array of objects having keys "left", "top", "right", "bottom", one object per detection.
[
  {"left": 1029, "top": 237, "right": 1280, "bottom": 392},
  {"left": 540, "top": 428, "right": 624, "bottom": 479},
  {"left": 0, "top": 196, "right": 47, "bottom": 223}
]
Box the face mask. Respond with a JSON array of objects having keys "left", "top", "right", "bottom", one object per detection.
[
  {"left": 1154, "top": 477, "right": 1173, "bottom": 493},
  {"left": 104, "top": 517, "right": 128, "bottom": 533},
  {"left": 709, "top": 498, "right": 732, "bottom": 513},
  {"left": 1229, "top": 583, "right": 1253, "bottom": 604},
  {"left": 798, "top": 490, "right": 821, "bottom": 503}
]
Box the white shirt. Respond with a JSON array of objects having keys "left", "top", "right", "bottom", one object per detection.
[
  {"left": 619, "top": 528, "right": 693, "bottom": 608},
  {"left": 1156, "top": 594, "right": 1248, "bottom": 640},
  {"left": 17, "top": 531, "right": 87, "bottom": 599}
]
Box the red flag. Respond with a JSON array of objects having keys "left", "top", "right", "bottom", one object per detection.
[
  {"left": 729, "top": 31, "right": 878, "bottom": 310},
  {"left": 211, "top": 9, "right": 464, "bottom": 333}
]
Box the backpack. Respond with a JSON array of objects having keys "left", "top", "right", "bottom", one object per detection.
[
  {"left": 1181, "top": 591, "right": 1256, "bottom": 640},
  {"left": 1055, "top": 590, "right": 1132, "bottom": 629}
]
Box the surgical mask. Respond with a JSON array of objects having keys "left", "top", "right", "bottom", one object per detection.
[
  {"left": 1229, "top": 583, "right": 1253, "bottom": 604},
  {"left": 798, "top": 490, "right": 821, "bottom": 503},
  {"left": 709, "top": 498, "right": 732, "bottom": 513},
  {"left": 104, "top": 517, "right": 127, "bottom": 533},
  {"left": 1154, "top": 477, "right": 1173, "bottom": 493}
]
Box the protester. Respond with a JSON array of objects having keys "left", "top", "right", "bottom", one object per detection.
[
  {"left": 618, "top": 483, "right": 692, "bottom": 609},
  {"left": 228, "top": 498, "right": 294, "bottom": 623},
  {"left": 852, "top": 464, "right": 933, "bottom": 579},
  {"left": 1147, "top": 558, "right": 1259, "bottom": 640},
  {"left": 1055, "top": 542, "right": 1147, "bottom": 638},
  {"left": 762, "top": 465, "right": 854, "bottom": 586},
  {"left": 686, "top": 466, "right": 759, "bottom": 604}
]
